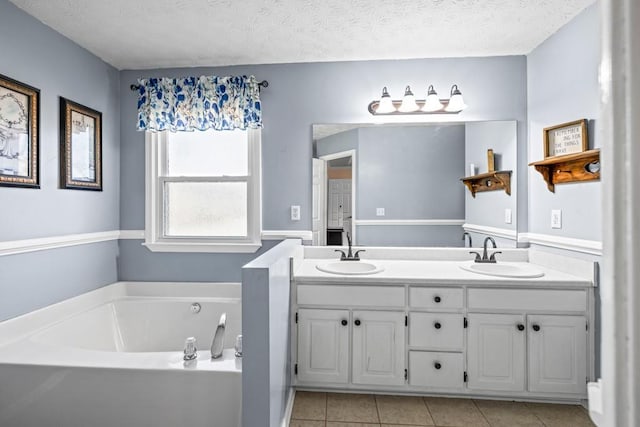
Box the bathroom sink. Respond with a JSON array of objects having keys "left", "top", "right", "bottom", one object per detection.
[
  {"left": 316, "top": 261, "right": 384, "bottom": 275},
  {"left": 460, "top": 262, "right": 545, "bottom": 278}
]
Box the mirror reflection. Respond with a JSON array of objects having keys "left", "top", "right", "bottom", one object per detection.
[{"left": 312, "top": 121, "right": 517, "bottom": 248}]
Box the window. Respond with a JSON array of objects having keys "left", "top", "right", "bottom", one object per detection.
[{"left": 145, "top": 129, "right": 261, "bottom": 252}]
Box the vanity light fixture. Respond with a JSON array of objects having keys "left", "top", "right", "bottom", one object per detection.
[{"left": 368, "top": 84, "right": 467, "bottom": 115}]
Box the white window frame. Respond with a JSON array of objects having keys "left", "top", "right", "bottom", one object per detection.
[{"left": 144, "top": 129, "right": 262, "bottom": 253}]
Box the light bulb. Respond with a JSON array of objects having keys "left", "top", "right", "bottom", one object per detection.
[
  {"left": 398, "top": 85, "right": 419, "bottom": 112},
  {"left": 444, "top": 84, "right": 467, "bottom": 112},
  {"left": 375, "top": 87, "right": 396, "bottom": 114},
  {"left": 421, "top": 85, "right": 444, "bottom": 112}
]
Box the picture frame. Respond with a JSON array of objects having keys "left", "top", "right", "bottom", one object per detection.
[
  {"left": 0, "top": 73, "right": 40, "bottom": 188},
  {"left": 543, "top": 119, "right": 588, "bottom": 158},
  {"left": 60, "top": 97, "right": 102, "bottom": 191}
]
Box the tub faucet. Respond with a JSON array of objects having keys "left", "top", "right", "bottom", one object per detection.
[
  {"left": 470, "top": 236, "right": 501, "bottom": 263},
  {"left": 462, "top": 231, "right": 472, "bottom": 248},
  {"left": 210, "top": 313, "right": 226, "bottom": 359},
  {"left": 335, "top": 231, "right": 365, "bottom": 261}
]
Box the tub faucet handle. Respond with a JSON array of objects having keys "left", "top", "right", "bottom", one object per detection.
[{"left": 183, "top": 337, "right": 198, "bottom": 361}]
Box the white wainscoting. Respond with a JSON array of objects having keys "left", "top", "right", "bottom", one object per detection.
[
  {"left": 518, "top": 232, "right": 602, "bottom": 256},
  {"left": 355, "top": 219, "right": 465, "bottom": 226},
  {"left": 462, "top": 223, "right": 518, "bottom": 241}
]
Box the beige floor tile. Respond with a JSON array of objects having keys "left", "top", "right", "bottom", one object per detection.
[
  {"left": 327, "top": 393, "right": 380, "bottom": 423},
  {"left": 525, "top": 402, "right": 596, "bottom": 427},
  {"left": 423, "top": 397, "right": 489, "bottom": 427},
  {"left": 326, "top": 423, "right": 380, "bottom": 427},
  {"left": 375, "top": 395, "right": 434, "bottom": 425},
  {"left": 474, "top": 399, "right": 543, "bottom": 427},
  {"left": 292, "top": 391, "right": 327, "bottom": 421},
  {"left": 290, "top": 420, "right": 325, "bottom": 427}
]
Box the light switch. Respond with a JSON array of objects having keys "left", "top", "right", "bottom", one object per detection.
[
  {"left": 291, "top": 205, "right": 300, "bottom": 221},
  {"left": 551, "top": 209, "right": 562, "bottom": 229},
  {"left": 376, "top": 208, "right": 385, "bottom": 216},
  {"left": 504, "top": 208, "right": 512, "bottom": 224}
]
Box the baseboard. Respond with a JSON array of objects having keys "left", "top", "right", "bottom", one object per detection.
[{"left": 281, "top": 387, "right": 296, "bottom": 427}]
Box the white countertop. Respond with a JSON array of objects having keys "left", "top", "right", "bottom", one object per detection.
[{"left": 294, "top": 258, "right": 593, "bottom": 288}]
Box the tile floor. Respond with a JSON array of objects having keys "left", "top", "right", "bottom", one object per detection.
[{"left": 290, "top": 391, "right": 595, "bottom": 427}]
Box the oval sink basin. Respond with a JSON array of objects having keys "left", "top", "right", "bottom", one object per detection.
[
  {"left": 316, "top": 261, "right": 384, "bottom": 275},
  {"left": 460, "top": 262, "right": 545, "bottom": 278}
]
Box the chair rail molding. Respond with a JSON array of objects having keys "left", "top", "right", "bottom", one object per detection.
[
  {"left": 0, "top": 230, "right": 120, "bottom": 256},
  {"left": 518, "top": 232, "right": 602, "bottom": 256},
  {"left": 462, "top": 223, "right": 517, "bottom": 240}
]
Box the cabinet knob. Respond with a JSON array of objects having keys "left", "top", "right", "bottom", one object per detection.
[
  {"left": 354, "top": 319, "right": 361, "bottom": 326},
  {"left": 532, "top": 324, "right": 541, "bottom": 332},
  {"left": 434, "top": 296, "right": 441, "bottom": 303},
  {"left": 434, "top": 322, "right": 442, "bottom": 329},
  {"left": 517, "top": 324, "right": 525, "bottom": 331},
  {"left": 341, "top": 319, "right": 348, "bottom": 326},
  {"left": 434, "top": 362, "right": 442, "bottom": 370}
]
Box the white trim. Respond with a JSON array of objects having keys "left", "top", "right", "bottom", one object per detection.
[
  {"left": 280, "top": 388, "right": 296, "bottom": 427},
  {"left": 119, "top": 229, "right": 145, "bottom": 239},
  {"left": 519, "top": 233, "right": 602, "bottom": 256},
  {"left": 142, "top": 242, "right": 261, "bottom": 253},
  {"left": 261, "top": 230, "right": 313, "bottom": 241},
  {"left": 462, "top": 223, "right": 517, "bottom": 240},
  {"left": 356, "top": 219, "right": 464, "bottom": 226},
  {"left": 320, "top": 149, "right": 357, "bottom": 244},
  {"left": 0, "top": 231, "right": 120, "bottom": 257}
]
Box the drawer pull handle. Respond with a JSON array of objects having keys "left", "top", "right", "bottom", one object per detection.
[
  {"left": 532, "top": 324, "right": 541, "bottom": 332},
  {"left": 434, "top": 362, "right": 442, "bottom": 370},
  {"left": 434, "top": 296, "right": 442, "bottom": 303},
  {"left": 517, "top": 324, "right": 525, "bottom": 331},
  {"left": 354, "top": 319, "right": 361, "bottom": 326},
  {"left": 341, "top": 319, "right": 348, "bottom": 326},
  {"left": 434, "top": 322, "right": 442, "bottom": 329}
]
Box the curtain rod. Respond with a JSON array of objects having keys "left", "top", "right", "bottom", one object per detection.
[{"left": 129, "top": 80, "right": 269, "bottom": 92}]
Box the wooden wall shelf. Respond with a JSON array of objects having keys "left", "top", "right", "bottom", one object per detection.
[
  {"left": 461, "top": 171, "right": 512, "bottom": 198},
  {"left": 529, "top": 149, "right": 600, "bottom": 192}
]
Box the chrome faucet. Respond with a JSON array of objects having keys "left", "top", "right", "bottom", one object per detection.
[
  {"left": 210, "top": 312, "right": 226, "bottom": 359},
  {"left": 470, "top": 236, "right": 501, "bottom": 263},
  {"left": 462, "top": 231, "right": 473, "bottom": 248},
  {"left": 335, "top": 231, "right": 365, "bottom": 261}
]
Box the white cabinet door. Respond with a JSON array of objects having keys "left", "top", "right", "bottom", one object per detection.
[
  {"left": 467, "top": 313, "right": 526, "bottom": 392},
  {"left": 297, "top": 309, "right": 349, "bottom": 384},
  {"left": 528, "top": 315, "right": 587, "bottom": 394},
  {"left": 352, "top": 311, "right": 406, "bottom": 386}
]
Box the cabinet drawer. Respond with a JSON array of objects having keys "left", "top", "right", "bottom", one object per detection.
[
  {"left": 409, "top": 351, "right": 464, "bottom": 389},
  {"left": 409, "top": 313, "right": 464, "bottom": 350},
  {"left": 410, "top": 287, "right": 463, "bottom": 309},
  {"left": 297, "top": 285, "right": 405, "bottom": 307},
  {"left": 468, "top": 288, "right": 587, "bottom": 312}
]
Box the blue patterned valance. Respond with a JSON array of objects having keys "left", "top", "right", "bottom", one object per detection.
[{"left": 136, "top": 75, "right": 262, "bottom": 132}]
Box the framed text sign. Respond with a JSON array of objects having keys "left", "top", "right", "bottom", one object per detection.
[{"left": 543, "top": 119, "right": 588, "bottom": 158}]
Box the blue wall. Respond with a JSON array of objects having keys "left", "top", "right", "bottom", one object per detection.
[
  {"left": 0, "top": 0, "right": 120, "bottom": 321},
  {"left": 118, "top": 56, "right": 527, "bottom": 277},
  {"left": 527, "top": 3, "right": 601, "bottom": 242}
]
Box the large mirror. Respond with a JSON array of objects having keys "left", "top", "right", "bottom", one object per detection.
[{"left": 312, "top": 121, "right": 517, "bottom": 248}]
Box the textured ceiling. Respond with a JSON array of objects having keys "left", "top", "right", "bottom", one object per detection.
[{"left": 10, "top": 0, "right": 595, "bottom": 70}]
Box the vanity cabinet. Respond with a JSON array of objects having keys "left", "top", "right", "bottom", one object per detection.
[
  {"left": 293, "top": 280, "right": 592, "bottom": 401},
  {"left": 467, "top": 313, "right": 587, "bottom": 395},
  {"left": 296, "top": 307, "right": 405, "bottom": 386}
]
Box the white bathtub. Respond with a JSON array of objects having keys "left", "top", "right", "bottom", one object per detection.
[{"left": 0, "top": 282, "right": 242, "bottom": 427}]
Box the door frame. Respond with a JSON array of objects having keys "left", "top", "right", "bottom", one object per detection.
[{"left": 319, "top": 149, "right": 357, "bottom": 244}]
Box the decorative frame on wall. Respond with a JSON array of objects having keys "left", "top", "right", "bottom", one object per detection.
[
  {"left": 60, "top": 97, "right": 102, "bottom": 191},
  {"left": 0, "top": 73, "right": 40, "bottom": 188},
  {"left": 543, "top": 119, "right": 588, "bottom": 158}
]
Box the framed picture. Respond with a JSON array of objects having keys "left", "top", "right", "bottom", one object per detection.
[
  {"left": 543, "top": 119, "right": 588, "bottom": 158},
  {"left": 0, "top": 74, "right": 40, "bottom": 188},
  {"left": 60, "top": 97, "right": 102, "bottom": 191}
]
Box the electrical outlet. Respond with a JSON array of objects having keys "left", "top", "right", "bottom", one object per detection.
[
  {"left": 551, "top": 209, "right": 562, "bottom": 229},
  {"left": 504, "top": 208, "right": 512, "bottom": 224},
  {"left": 291, "top": 205, "right": 300, "bottom": 221},
  {"left": 376, "top": 208, "right": 385, "bottom": 216}
]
